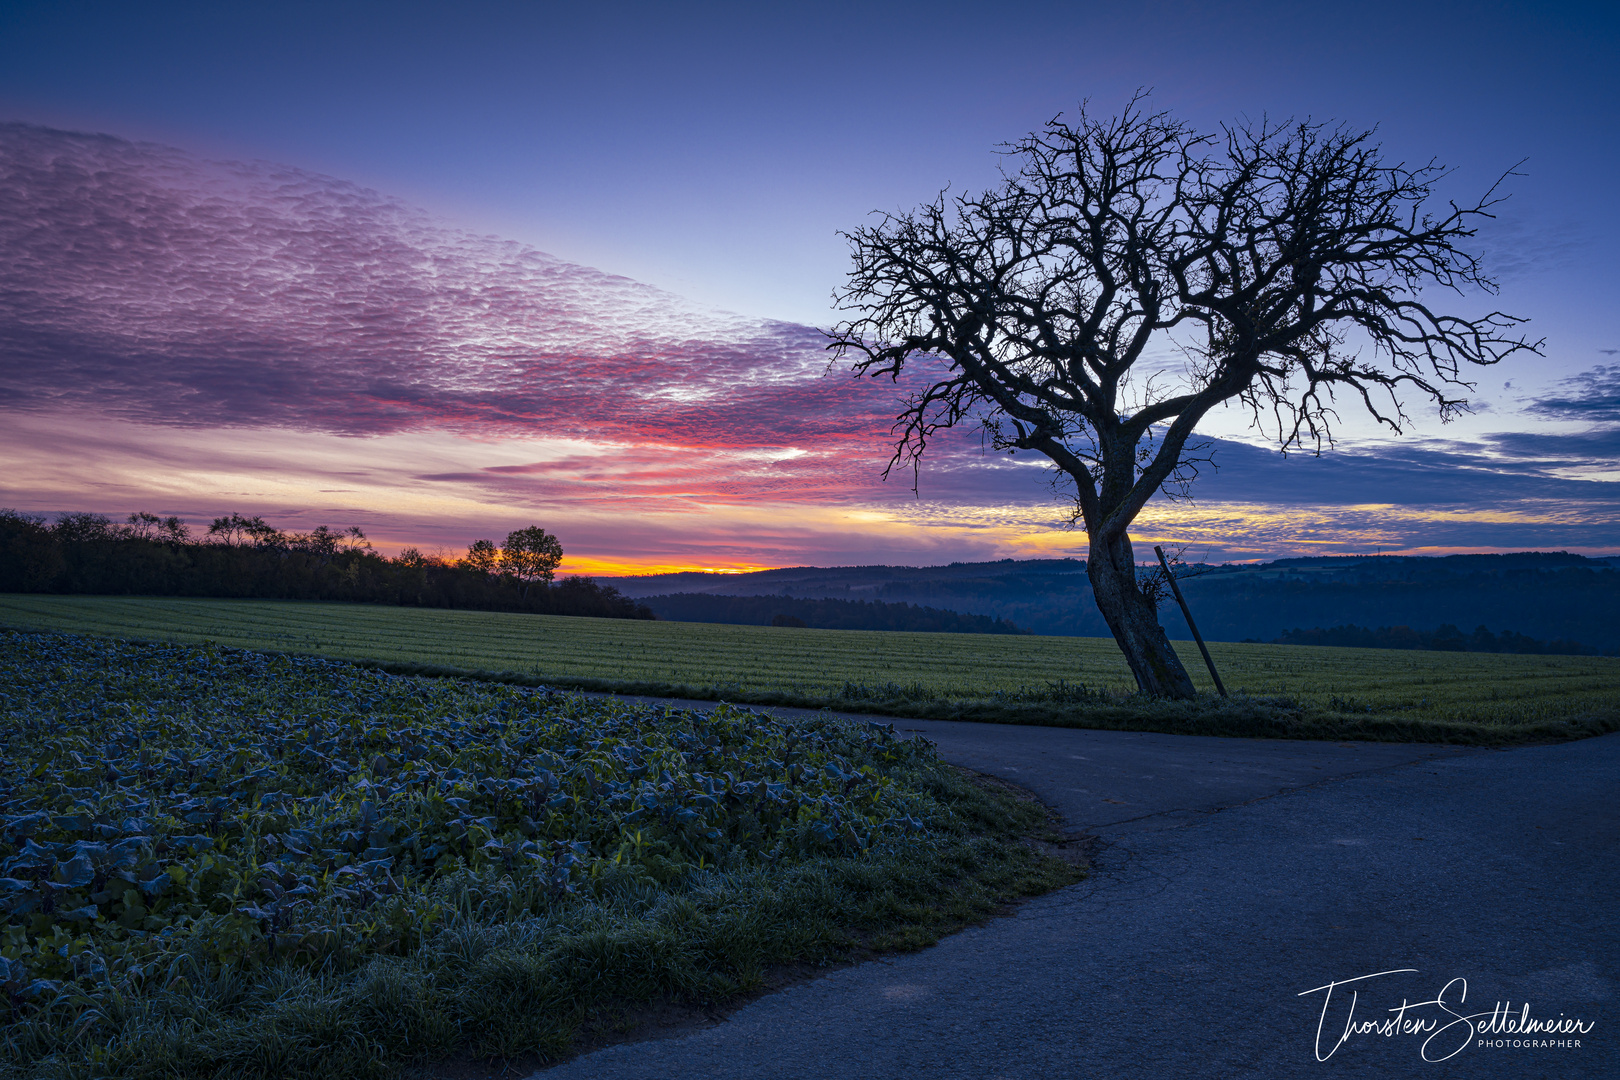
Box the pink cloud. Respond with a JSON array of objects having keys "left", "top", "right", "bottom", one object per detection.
[
  {"left": 0, "top": 122, "right": 1062, "bottom": 518},
  {"left": 0, "top": 121, "right": 898, "bottom": 456}
]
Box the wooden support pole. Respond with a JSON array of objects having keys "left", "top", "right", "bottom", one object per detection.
[{"left": 1155, "top": 544, "right": 1228, "bottom": 698}]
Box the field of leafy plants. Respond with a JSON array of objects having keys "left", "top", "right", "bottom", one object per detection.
[{"left": 0, "top": 630, "right": 1073, "bottom": 1079}]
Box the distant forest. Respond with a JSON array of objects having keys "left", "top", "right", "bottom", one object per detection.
[
  {"left": 639, "top": 593, "right": 1029, "bottom": 634},
  {"left": 613, "top": 553, "right": 1620, "bottom": 653},
  {"left": 0, "top": 510, "right": 653, "bottom": 620},
  {"left": 9, "top": 510, "right": 1616, "bottom": 651}
]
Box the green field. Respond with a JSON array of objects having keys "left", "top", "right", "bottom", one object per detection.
[{"left": 3, "top": 594, "right": 1618, "bottom": 742}]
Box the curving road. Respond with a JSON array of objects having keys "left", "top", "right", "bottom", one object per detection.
[{"left": 535, "top": 707, "right": 1616, "bottom": 1079}]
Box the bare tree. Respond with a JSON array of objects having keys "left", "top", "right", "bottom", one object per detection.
[{"left": 829, "top": 96, "right": 1539, "bottom": 698}]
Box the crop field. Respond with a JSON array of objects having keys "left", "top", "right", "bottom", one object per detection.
[
  {"left": 0, "top": 630, "right": 1072, "bottom": 1079},
  {"left": 3, "top": 594, "right": 1618, "bottom": 742}
]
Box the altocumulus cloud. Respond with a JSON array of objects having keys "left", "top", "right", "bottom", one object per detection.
[{"left": 0, "top": 122, "right": 888, "bottom": 456}]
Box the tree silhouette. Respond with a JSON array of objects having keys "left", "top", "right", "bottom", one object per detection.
[
  {"left": 461, "top": 538, "right": 499, "bottom": 576},
  {"left": 125, "top": 512, "right": 190, "bottom": 544},
  {"left": 830, "top": 96, "right": 1540, "bottom": 697},
  {"left": 207, "top": 513, "right": 283, "bottom": 549},
  {"left": 500, "top": 527, "right": 564, "bottom": 596}
]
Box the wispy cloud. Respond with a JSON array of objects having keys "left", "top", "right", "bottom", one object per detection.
[
  {"left": 1526, "top": 364, "right": 1620, "bottom": 425},
  {"left": 1182, "top": 433, "right": 1620, "bottom": 506}
]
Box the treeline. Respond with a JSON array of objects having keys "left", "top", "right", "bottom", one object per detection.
[
  {"left": 0, "top": 510, "right": 653, "bottom": 620},
  {"left": 1268, "top": 623, "right": 1606, "bottom": 656},
  {"left": 641, "top": 593, "right": 1029, "bottom": 634},
  {"left": 613, "top": 554, "right": 1620, "bottom": 650},
  {"left": 782, "top": 556, "right": 1620, "bottom": 649},
  {"left": 861, "top": 562, "right": 1620, "bottom": 649},
  {"left": 1167, "top": 563, "right": 1620, "bottom": 653}
]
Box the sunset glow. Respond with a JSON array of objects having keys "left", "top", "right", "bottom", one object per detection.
[{"left": 2, "top": 7, "right": 1617, "bottom": 569}]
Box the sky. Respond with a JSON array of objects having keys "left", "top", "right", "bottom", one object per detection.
[{"left": 0, "top": 0, "right": 1616, "bottom": 574}]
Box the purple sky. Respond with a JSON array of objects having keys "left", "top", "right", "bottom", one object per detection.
[{"left": 1, "top": 1, "right": 1616, "bottom": 571}]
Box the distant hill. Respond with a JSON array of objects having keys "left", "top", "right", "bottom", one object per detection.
[{"left": 610, "top": 553, "right": 1620, "bottom": 651}]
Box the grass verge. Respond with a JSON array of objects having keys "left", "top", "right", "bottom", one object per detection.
[
  {"left": 0, "top": 631, "right": 1078, "bottom": 1080},
  {"left": 340, "top": 662, "right": 1619, "bottom": 745}
]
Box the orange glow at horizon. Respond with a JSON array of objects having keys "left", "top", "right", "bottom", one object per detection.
[
  {"left": 4, "top": 412, "right": 1616, "bottom": 577},
  {"left": 556, "top": 557, "right": 790, "bottom": 578}
]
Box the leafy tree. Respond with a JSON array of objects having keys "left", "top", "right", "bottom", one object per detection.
[
  {"left": 0, "top": 509, "right": 63, "bottom": 591},
  {"left": 396, "top": 547, "right": 429, "bottom": 568},
  {"left": 501, "top": 527, "right": 564, "bottom": 596},
  {"left": 830, "top": 96, "right": 1539, "bottom": 697},
  {"left": 460, "top": 538, "right": 499, "bottom": 576},
  {"left": 52, "top": 513, "right": 116, "bottom": 544},
  {"left": 292, "top": 526, "right": 340, "bottom": 559},
  {"left": 0, "top": 509, "right": 650, "bottom": 619},
  {"left": 291, "top": 525, "right": 370, "bottom": 560},
  {"left": 207, "top": 513, "right": 284, "bottom": 549},
  {"left": 396, "top": 547, "right": 450, "bottom": 569},
  {"left": 124, "top": 512, "right": 190, "bottom": 543}
]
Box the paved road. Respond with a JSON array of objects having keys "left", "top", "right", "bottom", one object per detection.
[{"left": 538, "top": 706, "right": 1617, "bottom": 1079}]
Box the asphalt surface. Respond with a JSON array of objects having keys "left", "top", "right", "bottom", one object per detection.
[{"left": 537, "top": 705, "right": 1616, "bottom": 1079}]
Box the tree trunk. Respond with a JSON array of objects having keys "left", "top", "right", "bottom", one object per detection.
[{"left": 1087, "top": 532, "right": 1199, "bottom": 698}]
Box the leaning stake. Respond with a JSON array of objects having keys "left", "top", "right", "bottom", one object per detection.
[{"left": 1154, "top": 545, "right": 1227, "bottom": 698}]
